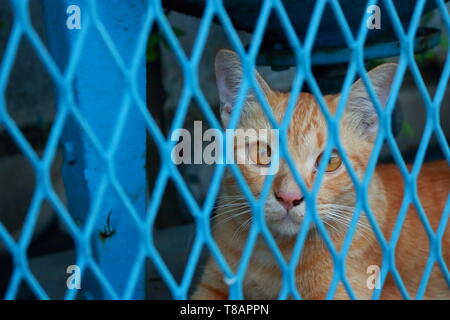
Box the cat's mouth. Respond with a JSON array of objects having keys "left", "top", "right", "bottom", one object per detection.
[
  {"left": 266, "top": 210, "right": 304, "bottom": 236},
  {"left": 270, "top": 211, "right": 302, "bottom": 224}
]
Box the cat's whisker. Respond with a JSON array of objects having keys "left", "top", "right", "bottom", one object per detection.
[
  {"left": 217, "top": 195, "right": 247, "bottom": 200},
  {"left": 212, "top": 209, "right": 252, "bottom": 227},
  {"left": 218, "top": 196, "right": 246, "bottom": 200},
  {"left": 231, "top": 216, "right": 253, "bottom": 243},
  {"left": 213, "top": 202, "right": 248, "bottom": 210},
  {"left": 327, "top": 214, "right": 369, "bottom": 231},
  {"left": 216, "top": 200, "right": 246, "bottom": 206},
  {"left": 335, "top": 220, "right": 372, "bottom": 242},
  {"left": 214, "top": 199, "right": 249, "bottom": 208},
  {"left": 216, "top": 196, "right": 247, "bottom": 203},
  {"left": 318, "top": 207, "right": 374, "bottom": 241},
  {"left": 317, "top": 204, "right": 355, "bottom": 212},
  {"left": 214, "top": 214, "right": 252, "bottom": 231},
  {"left": 330, "top": 220, "right": 372, "bottom": 242},
  {"left": 326, "top": 212, "right": 372, "bottom": 232},
  {"left": 321, "top": 219, "right": 344, "bottom": 238},
  {"left": 212, "top": 212, "right": 247, "bottom": 225},
  {"left": 214, "top": 207, "right": 248, "bottom": 218},
  {"left": 212, "top": 204, "right": 249, "bottom": 218}
]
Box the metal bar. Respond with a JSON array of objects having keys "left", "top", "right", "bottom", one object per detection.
[{"left": 42, "top": 0, "right": 147, "bottom": 299}]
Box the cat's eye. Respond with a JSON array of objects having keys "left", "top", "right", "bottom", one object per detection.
[
  {"left": 249, "top": 141, "right": 272, "bottom": 166},
  {"left": 316, "top": 150, "right": 342, "bottom": 172}
]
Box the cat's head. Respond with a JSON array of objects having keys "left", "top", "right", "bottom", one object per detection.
[{"left": 215, "top": 49, "right": 397, "bottom": 237}]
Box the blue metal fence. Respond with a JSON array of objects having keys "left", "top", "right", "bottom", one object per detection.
[{"left": 0, "top": 0, "right": 449, "bottom": 300}]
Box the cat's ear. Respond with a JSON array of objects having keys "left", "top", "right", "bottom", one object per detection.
[
  {"left": 345, "top": 63, "right": 397, "bottom": 141},
  {"left": 215, "top": 49, "right": 271, "bottom": 126}
]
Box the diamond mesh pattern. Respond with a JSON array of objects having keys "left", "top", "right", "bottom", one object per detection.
[{"left": 0, "top": 0, "right": 448, "bottom": 300}]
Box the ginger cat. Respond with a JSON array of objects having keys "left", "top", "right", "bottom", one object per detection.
[{"left": 191, "top": 49, "right": 450, "bottom": 300}]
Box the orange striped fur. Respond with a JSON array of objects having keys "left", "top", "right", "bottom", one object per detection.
[{"left": 191, "top": 50, "right": 449, "bottom": 300}]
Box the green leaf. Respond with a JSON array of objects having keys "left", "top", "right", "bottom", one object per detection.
[
  {"left": 145, "top": 25, "right": 186, "bottom": 61},
  {"left": 146, "top": 33, "right": 162, "bottom": 62},
  {"left": 147, "top": 48, "right": 160, "bottom": 62},
  {"left": 440, "top": 37, "right": 449, "bottom": 49},
  {"left": 366, "top": 59, "right": 387, "bottom": 70},
  {"left": 401, "top": 121, "right": 415, "bottom": 139},
  {"left": 148, "top": 33, "right": 162, "bottom": 47},
  {"left": 172, "top": 26, "right": 186, "bottom": 38},
  {"left": 420, "top": 11, "right": 436, "bottom": 26}
]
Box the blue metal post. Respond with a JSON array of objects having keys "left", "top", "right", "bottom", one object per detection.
[{"left": 42, "top": 0, "right": 147, "bottom": 299}]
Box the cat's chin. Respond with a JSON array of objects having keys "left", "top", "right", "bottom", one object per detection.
[{"left": 268, "top": 218, "right": 304, "bottom": 237}]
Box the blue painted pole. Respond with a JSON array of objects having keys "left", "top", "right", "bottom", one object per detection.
[{"left": 42, "top": 0, "right": 147, "bottom": 299}]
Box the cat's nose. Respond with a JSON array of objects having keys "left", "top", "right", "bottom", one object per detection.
[{"left": 274, "top": 191, "right": 303, "bottom": 210}]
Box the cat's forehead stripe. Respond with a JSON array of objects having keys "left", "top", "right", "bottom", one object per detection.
[{"left": 275, "top": 92, "right": 326, "bottom": 149}]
